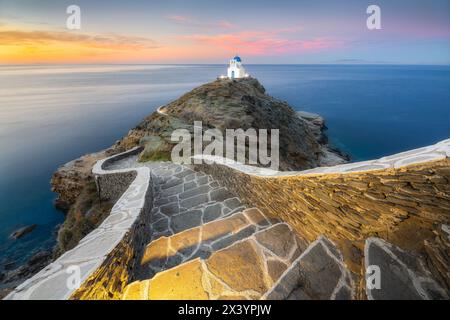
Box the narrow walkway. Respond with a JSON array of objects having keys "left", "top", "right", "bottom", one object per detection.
[
  {"left": 120, "top": 160, "right": 357, "bottom": 299},
  {"left": 120, "top": 157, "right": 447, "bottom": 300},
  {"left": 105, "top": 157, "right": 265, "bottom": 278},
  {"left": 6, "top": 140, "right": 448, "bottom": 300}
]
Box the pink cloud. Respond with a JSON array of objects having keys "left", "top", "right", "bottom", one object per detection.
[{"left": 182, "top": 30, "right": 345, "bottom": 56}]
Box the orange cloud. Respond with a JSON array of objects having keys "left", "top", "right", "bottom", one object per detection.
[
  {"left": 0, "top": 29, "right": 158, "bottom": 50},
  {"left": 0, "top": 23, "right": 345, "bottom": 64},
  {"left": 0, "top": 27, "right": 164, "bottom": 63}
]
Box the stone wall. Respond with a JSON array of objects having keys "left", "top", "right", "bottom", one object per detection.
[
  {"left": 95, "top": 147, "right": 142, "bottom": 201},
  {"left": 96, "top": 172, "right": 137, "bottom": 202},
  {"left": 5, "top": 140, "right": 449, "bottom": 300},
  {"left": 193, "top": 159, "right": 450, "bottom": 242},
  {"left": 70, "top": 147, "right": 153, "bottom": 300},
  {"left": 192, "top": 140, "right": 450, "bottom": 297},
  {"left": 70, "top": 182, "right": 152, "bottom": 300},
  {"left": 4, "top": 147, "right": 152, "bottom": 300}
]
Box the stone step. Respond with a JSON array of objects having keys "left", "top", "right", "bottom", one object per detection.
[
  {"left": 140, "top": 208, "right": 279, "bottom": 278},
  {"left": 263, "top": 235, "right": 448, "bottom": 300},
  {"left": 149, "top": 165, "right": 246, "bottom": 242},
  {"left": 122, "top": 223, "right": 308, "bottom": 300},
  {"left": 263, "top": 236, "right": 354, "bottom": 300},
  {"left": 365, "top": 237, "right": 448, "bottom": 300}
]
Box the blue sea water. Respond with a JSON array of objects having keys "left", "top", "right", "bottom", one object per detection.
[{"left": 0, "top": 64, "right": 449, "bottom": 270}]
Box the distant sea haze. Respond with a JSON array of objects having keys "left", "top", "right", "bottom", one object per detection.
[{"left": 0, "top": 64, "right": 449, "bottom": 271}]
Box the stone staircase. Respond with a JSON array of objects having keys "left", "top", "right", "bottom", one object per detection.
[
  {"left": 135, "top": 162, "right": 279, "bottom": 279},
  {"left": 119, "top": 161, "right": 448, "bottom": 300},
  {"left": 124, "top": 223, "right": 304, "bottom": 299},
  {"left": 141, "top": 208, "right": 278, "bottom": 278},
  {"left": 148, "top": 163, "right": 246, "bottom": 241},
  {"left": 263, "top": 236, "right": 354, "bottom": 300},
  {"left": 6, "top": 142, "right": 448, "bottom": 300},
  {"left": 122, "top": 162, "right": 359, "bottom": 300}
]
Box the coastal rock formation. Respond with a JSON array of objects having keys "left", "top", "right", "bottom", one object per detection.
[
  {"left": 9, "top": 224, "right": 37, "bottom": 240},
  {"left": 297, "top": 111, "right": 348, "bottom": 166},
  {"left": 116, "top": 78, "right": 346, "bottom": 170},
  {"left": 51, "top": 149, "right": 115, "bottom": 211},
  {"left": 0, "top": 250, "right": 52, "bottom": 298}
]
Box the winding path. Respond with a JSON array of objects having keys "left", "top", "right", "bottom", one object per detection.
[{"left": 5, "top": 139, "right": 450, "bottom": 300}]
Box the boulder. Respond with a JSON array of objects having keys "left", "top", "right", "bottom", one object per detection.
[{"left": 10, "top": 224, "right": 36, "bottom": 240}]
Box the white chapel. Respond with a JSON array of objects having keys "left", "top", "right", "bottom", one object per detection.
[{"left": 226, "top": 55, "right": 249, "bottom": 79}]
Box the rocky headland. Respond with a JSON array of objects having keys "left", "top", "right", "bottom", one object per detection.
[{"left": 118, "top": 78, "right": 347, "bottom": 168}]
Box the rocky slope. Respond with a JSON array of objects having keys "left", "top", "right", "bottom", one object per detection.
[
  {"left": 117, "top": 77, "right": 347, "bottom": 170},
  {"left": 50, "top": 149, "right": 115, "bottom": 211}
]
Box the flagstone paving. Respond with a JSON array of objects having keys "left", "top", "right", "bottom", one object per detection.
[
  {"left": 108, "top": 155, "right": 447, "bottom": 301},
  {"left": 123, "top": 223, "right": 309, "bottom": 300},
  {"left": 6, "top": 140, "right": 450, "bottom": 300}
]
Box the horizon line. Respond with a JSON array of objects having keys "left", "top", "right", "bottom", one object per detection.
[{"left": 1, "top": 62, "right": 450, "bottom": 67}]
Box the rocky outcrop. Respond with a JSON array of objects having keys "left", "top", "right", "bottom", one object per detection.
[
  {"left": 0, "top": 250, "right": 52, "bottom": 299},
  {"left": 297, "top": 111, "right": 326, "bottom": 144},
  {"left": 9, "top": 225, "right": 37, "bottom": 240},
  {"left": 297, "top": 111, "right": 348, "bottom": 166},
  {"left": 116, "top": 78, "right": 346, "bottom": 170},
  {"left": 51, "top": 149, "right": 115, "bottom": 211}
]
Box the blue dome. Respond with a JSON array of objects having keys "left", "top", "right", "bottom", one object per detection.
[{"left": 233, "top": 56, "right": 242, "bottom": 62}]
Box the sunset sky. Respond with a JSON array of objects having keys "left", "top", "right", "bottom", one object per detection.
[{"left": 1, "top": 0, "right": 449, "bottom": 64}]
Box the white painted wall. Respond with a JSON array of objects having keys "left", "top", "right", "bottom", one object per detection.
[{"left": 227, "top": 59, "right": 247, "bottom": 79}]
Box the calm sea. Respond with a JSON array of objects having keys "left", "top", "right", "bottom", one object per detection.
[{"left": 0, "top": 64, "right": 449, "bottom": 269}]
